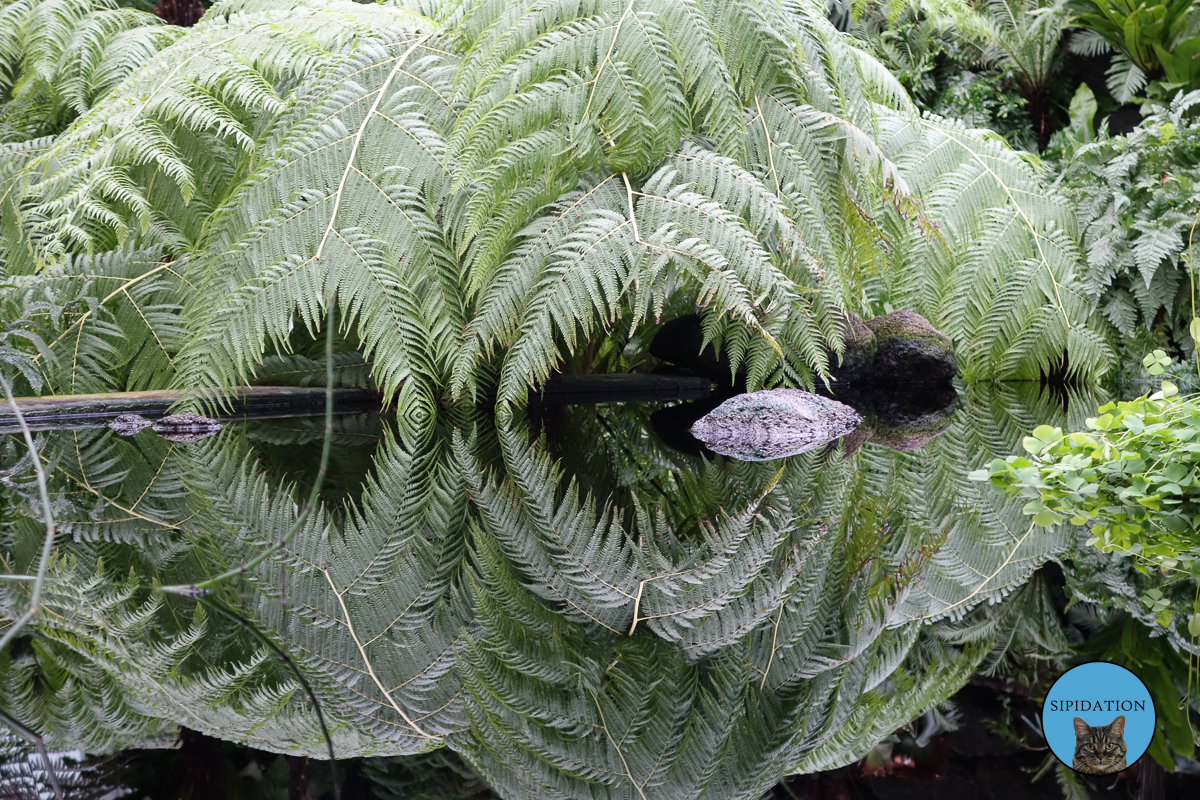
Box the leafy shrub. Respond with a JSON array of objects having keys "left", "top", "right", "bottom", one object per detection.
[
  {"left": 932, "top": 68, "right": 1038, "bottom": 151},
  {"left": 1068, "top": 0, "right": 1200, "bottom": 99},
  {"left": 970, "top": 351, "right": 1200, "bottom": 576},
  {"left": 848, "top": 0, "right": 1043, "bottom": 149},
  {"left": 1051, "top": 90, "right": 1200, "bottom": 351}
]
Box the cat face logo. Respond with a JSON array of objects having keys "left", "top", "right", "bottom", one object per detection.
[
  {"left": 1043, "top": 662, "right": 1154, "bottom": 775},
  {"left": 1072, "top": 715, "right": 1127, "bottom": 775}
]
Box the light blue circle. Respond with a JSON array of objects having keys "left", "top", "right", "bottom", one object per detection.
[{"left": 1043, "top": 662, "right": 1155, "bottom": 772}]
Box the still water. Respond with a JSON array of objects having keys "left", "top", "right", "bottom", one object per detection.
[{"left": 0, "top": 382, "right": 1196, "bottom": 797}]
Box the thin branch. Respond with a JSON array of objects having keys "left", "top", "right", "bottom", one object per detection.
[
  {"left": 760, "top": 604, "right": 784, "bottom": 691},
  {"left": 0, "top": 374, "right": 62, "bottom": 800},
  {"left": 627, "top": 580, "right": 645, "bottom": 635},
  {"left": 199, "top": 598, "right": 340, "bottom": 800},
  {"left": 0, "top": 708, "right": 64, "bottom": 800},
  {"left": 622, "top": 172, "right": 641, "bottom": 243},
  {"left": 0, "top": 374, "right": 58, "bottom": 651}
]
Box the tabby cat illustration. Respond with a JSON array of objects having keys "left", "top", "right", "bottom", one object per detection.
[{"left": 1072, "top": 715, "right": 1128, "bottom": 774}]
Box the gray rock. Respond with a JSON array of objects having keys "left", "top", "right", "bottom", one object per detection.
[
  {"left": 690, "top": 389, "right": 862, "bottom": 461},
  {"left": 863, "top": 310, "right": 957, "bottom": 383},
  {"left": 649, "top": 310, "right": 955, "bottom": 388},
  {"left": 108, "top": 414, "right": 153, "bottom": 436},
  {"left": 152, "top": 412, "right": 223, "bottom": 443}
]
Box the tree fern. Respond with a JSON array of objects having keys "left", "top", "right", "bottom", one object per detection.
[
  {"left": 0, "top": 0, "right": 1112, "bottom": 405},
  {"left": 2, "top": 0, "right": 431, "bottom": 267},
  {"left": 179, "top": 29, "right": 457, "bottom": 409},
  {"left": 878, "top": 114, "right": 1111, "bottom": 380}
]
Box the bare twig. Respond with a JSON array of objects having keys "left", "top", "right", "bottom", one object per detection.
[
  {"left": 0, "top": 374, "right": 63, "bottom": 800},
  {"left": 0, "top": 708, "right": 64, "bottom": 800},
  {"left": 0, "top": 375, "right": 57, "bottom": 652}
]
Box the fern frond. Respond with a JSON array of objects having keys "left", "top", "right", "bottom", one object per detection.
[
  {"left": 180, "top": 33, "right": 459, "bottom": 407},
  {"left": 8, "top": 0, "right": 433, "bottom": 263},
  {"left": 0, "top": 247, "right": 185, "bottom": 393},
  {"left": 881, "top": 114, "right": 1111, "bottom": 380}
]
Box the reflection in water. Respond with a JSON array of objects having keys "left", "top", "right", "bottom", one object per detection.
[
  {"left": 0, "top": 383, "right": 1195, "bottom": 796},
  {"left": 649, "top": 381, "right": 959, "bottom": 459}
]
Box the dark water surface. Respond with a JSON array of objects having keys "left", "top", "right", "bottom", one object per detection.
[{"left": 1, "top": 382, "right": 1197, "bottom": 798}]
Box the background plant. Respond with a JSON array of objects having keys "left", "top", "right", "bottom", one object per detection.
[
  {"left": 972, "top": 350, "right": 1200, "bottom": 577},
  {"left": 846, "top": 0, "right": 1072, "bottom": 148},
  {"left": 1062, "top": 544, "right": 1200, "bottom": 771},
  {"left": 1067, "top": 0, "right": 1200, "bottom": 101},
  {"left": 1049, "top": 89, "right": 1200, "bottom": 356},
  {"left": 977, "top": 0, "right": 1074, "bottom": 141}
]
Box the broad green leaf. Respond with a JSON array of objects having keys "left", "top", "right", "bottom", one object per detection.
[{"left": 1068, "top": 82, "right": 1097, "bottom": 142}]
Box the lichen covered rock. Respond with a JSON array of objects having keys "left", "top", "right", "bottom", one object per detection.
[
  {"left": 863, "top": 310, "right": 957, "bottom": 383},
  {"left": 108, "top": 414, "right": 153, "bottom": 436},
  {"left": 152, "top": 412, "right": 223, "bottom": 443},
  {"left": 690, "top": 389, "right": 861, "bottom": 461}
]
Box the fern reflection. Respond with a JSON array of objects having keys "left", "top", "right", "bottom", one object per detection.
[{"left": 0, "top": 382, "right": 1113, "bottom": 797}]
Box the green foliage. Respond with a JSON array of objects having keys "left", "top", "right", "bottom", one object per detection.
[
  {"left": 976, "top": 0, "right": 1071, "bottom": 103},
  {"left": 849, "top": 0, "right": 1070, "bottom": 146},
  {"left": 0, "top": 383, "right": 1089, "bottom": 797},
  {"left": 1068, "top": 0, "right": 1200, "bottom": 99},
  {"left": 931, "top": 69, "right": 1038, "bottom": 152},
  {"left": 0, "top": 0, "right": 1111, "bottom": 408},
  {"left": 0, "top": 313, "right": 49, "bottom": 390},
  {"left": 1063, "top": 82, "right": 1098, "bottom": 145},
  {"left": 0, "top": 752, "right": 126, "bottom": 800},
  {"left": 1050, "top": 90, "right": 1200, "bottom": 351},
  {"left": 0, "top": 247, "right": 184, "bottom": 394},
  {"left": 0, "top": 0, "right": 180, "bottom": 143},
  {"left": 971, "top": 368, "right": 1200, "bottom": 576},
  {"left": 873, "top": 114, "right": 1111, "bottom": 381},
  {"left": 848, "top": 1, "right": 1037, "bottom": 149}
]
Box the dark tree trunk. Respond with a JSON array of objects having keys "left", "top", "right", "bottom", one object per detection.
[
  {"left": 155, "top": 0, "right": 206, "bottom": 27},
  {"left": 177, "top": 728, "right": 224, "bottom": 800},
  {"left": 1023, "top": 84, "right": 1054, "bottom": 150},
  {"left": 338, "top": 759, "right": 372, "bottom": 800},
  {"left": 1139, "top": 756, "right": 1166, "bottom": 800},
  {"left": 286, "top": 755, "right": 310, "bottom": 800}
]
